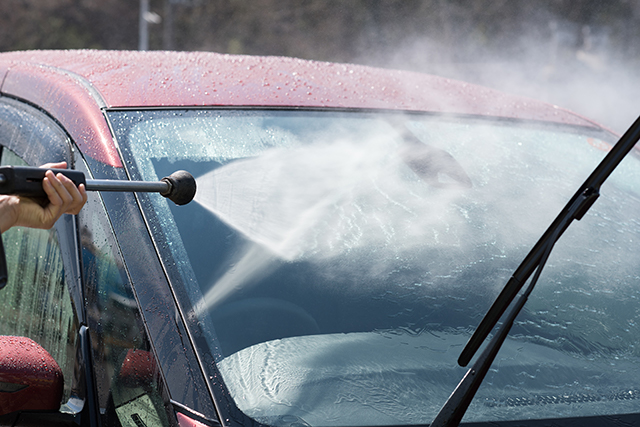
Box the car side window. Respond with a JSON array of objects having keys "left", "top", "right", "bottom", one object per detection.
[
  {"left": 0, "top": 148, "right": 78, "bottom": 403},
  {"left": 79, "top": 187, "right": 170, "bottom": 427}
]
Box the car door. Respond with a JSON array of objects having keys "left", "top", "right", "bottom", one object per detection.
[
  {"left": 0, "top": 95, "right": 173, "bottom": 427},
  {"left": 0, "top": 96, "right": 193, "bottom": 426}
]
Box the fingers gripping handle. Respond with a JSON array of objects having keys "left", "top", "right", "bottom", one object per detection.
[{"left": 0, "top": 166, "right": 86, "bottom": 201}]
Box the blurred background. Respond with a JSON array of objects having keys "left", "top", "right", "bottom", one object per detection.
[{"left": 1, "top": 0, "right": 639, "bottom": 133}]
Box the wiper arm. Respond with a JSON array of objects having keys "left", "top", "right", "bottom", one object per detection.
[{"left": 430, "top": 115, "right": 640, "bottom": 426}]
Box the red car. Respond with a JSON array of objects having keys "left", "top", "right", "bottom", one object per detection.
[{"left": 0, "top": 50, "right": 638, "bottom": 427}]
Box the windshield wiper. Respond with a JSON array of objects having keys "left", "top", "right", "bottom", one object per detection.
[{"left": 430, "top": 115, "right": 640, "bottom": 427}]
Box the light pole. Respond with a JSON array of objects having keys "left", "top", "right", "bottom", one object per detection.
[
  {"left": 139, "top": 0, "right": 162, "bottom": 51},
  {"left": 139, "top": 0, "right": 149, "bottom": 50}
]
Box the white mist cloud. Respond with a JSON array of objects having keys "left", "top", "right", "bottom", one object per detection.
[
  {"left": 194, "top": 134, "right": 474, "bottom": 262},
  {"left": 353, "top": 16, "right": 640, "bottom": 134}
]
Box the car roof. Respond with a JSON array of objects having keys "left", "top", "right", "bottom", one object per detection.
[{"left": 0, "top": 50, "right": 604, "bottom": 167}]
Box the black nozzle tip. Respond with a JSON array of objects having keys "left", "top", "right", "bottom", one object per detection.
[{"left": 161, "top": 170, "right": 197, "bottom": 205}]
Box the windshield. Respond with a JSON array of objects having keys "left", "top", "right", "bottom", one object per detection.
[{"left": 108, "top": 109, "right": 640, "bottom": 426}]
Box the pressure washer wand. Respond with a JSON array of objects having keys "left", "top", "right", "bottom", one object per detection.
[
  {"left": 0, "top": 166, "right": 196, "bottom": 289},
  {"left": 0, "top": 166, "right": 196, "bottom": 288},
  {"left": 86, "top": 178, "right": 170, "bottom": 194},
  {"left": 0, "top": 166, "right": 197, "bottom": 206}
]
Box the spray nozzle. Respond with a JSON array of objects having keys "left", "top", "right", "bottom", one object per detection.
[{"left": 159, "top": 170, "right": 198, "bottom": 205}]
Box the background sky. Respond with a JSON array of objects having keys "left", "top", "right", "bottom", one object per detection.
[{"left": 2, "top": 0, "right": 639, "bottom": 133}]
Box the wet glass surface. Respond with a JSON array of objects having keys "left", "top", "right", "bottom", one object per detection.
[
  {"left": 109, "top": 109, "right": 640, "bottom": 425},
  {"left": 79, "top": 189, "right": 171, "bottom": 426}
]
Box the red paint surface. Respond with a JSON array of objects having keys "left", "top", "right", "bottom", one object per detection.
[
  {"left": 0, "top": 336, "right": 63, "bottom": 415},
  {"left": 0, "top": 50, "right": 605, "bottom": 166},
  {"left": 176, "top": 412, "right": 210, "bottom": 427},
  {"left": 2, "top": 61, "right": 121, "bottom": 167}
]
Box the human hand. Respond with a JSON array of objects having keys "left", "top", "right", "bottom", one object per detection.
[{"left": 0, "top": 162, "right": 87, "bottom": 232}]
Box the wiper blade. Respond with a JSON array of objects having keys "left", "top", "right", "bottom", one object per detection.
[{"left": 430, "top": 115, "right": 640, "bottom": 426}]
